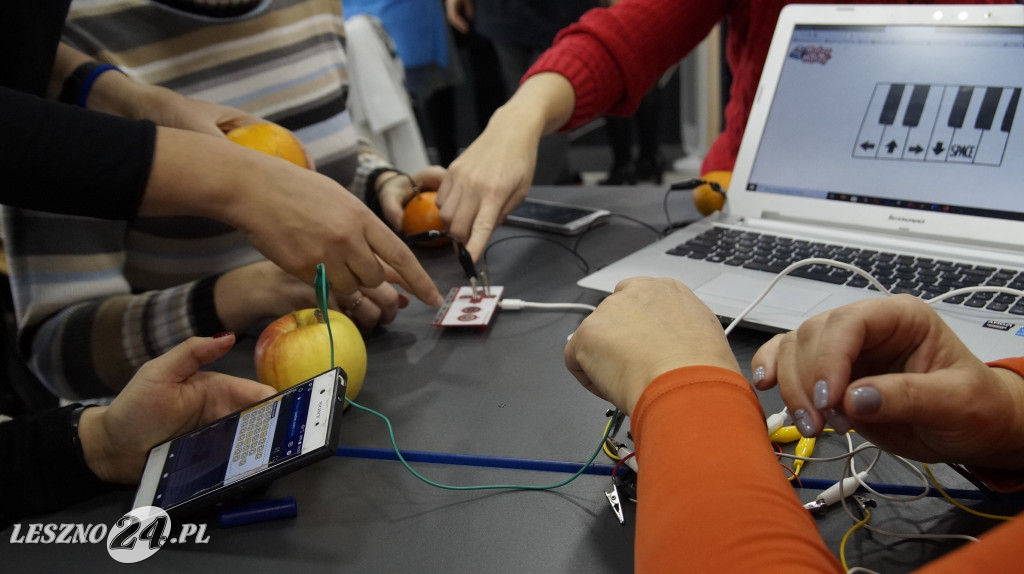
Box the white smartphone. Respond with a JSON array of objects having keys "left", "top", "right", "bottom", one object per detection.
[
  {"left": 505, "top": 198, "right": 611, "bottom": 235},
  {"left": 132, "top": 368, "right": 346, "bottom": 518}
]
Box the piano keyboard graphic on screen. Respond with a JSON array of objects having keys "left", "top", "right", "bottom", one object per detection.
[{"left": 854, "top": 83, "right": 1020, "bottom": 166}]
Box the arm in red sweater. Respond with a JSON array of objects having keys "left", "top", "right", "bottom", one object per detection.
[{"left": 524, "top": 0, "right": 730, "bottom": 131}]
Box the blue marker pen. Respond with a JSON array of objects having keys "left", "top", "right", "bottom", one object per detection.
[{"left": 217, "top": 496, "right": 298, "bottom": 527}]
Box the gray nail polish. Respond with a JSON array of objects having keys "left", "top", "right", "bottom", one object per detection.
[
  {"left": 751, "top": 365, "right": 766, "bottom": 385},
  {"left": 793, "top": 408, "right": 816, "bottom": 437},
  {"left": 824, "top": 407, "right": 852, "bottom": 434},
  {"left": 813, "top": 379, "right": 830, "bottom": 409},
  {"left": 850, "top": 386, "right": 883, "bottom": 415}
]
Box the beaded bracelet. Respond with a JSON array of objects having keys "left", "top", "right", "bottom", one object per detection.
[{"left": 374, "top": 171, "right": 418, "bottom": 194}]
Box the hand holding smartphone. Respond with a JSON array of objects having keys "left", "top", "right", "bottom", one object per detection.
[{"left": 132, "top": 368, "right": 346, "bottom": 518}]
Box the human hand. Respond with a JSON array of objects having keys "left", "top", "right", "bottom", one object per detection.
[
  {"left": 342, "top": 278, "right": 410, "bottom": 330},
  {"left": 445, "top": 0, "right": 475, "bottom": 33},
  {"left": 436, "top": 111, "right": 538, "bottom": 261},
  {"left": 437, "top": 73, "right": 576, "bottom": 261},
  {"left": 214, "top": 261, "right": 408, "bottom": 333},
  {"left": 564, "top": 278, "right": 740, "bottom": 415},
  {"left": 124, "top": 84, "right": 317, "bottom": 170},
  {"left": 142, "top": 127, "right": 444, "bottom": 307},
  {"left": 376, "top": 165, "right": 447, "bottom": 232},
  {"left": 73, "top": 52, "right": 316, "bottom": 170},
  {"left": 79, "top": 334, "right": 276, "bottom": 484},
  {"left": 751, "top": 295, "right": 1024, "bottom": 470}
]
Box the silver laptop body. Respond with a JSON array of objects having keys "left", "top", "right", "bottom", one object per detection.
[{"left": 578, "top": 4, "right": 1024, "bottom": 361}]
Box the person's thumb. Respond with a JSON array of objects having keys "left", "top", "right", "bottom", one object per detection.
[
  {"left": 844, "top": 371, "right": 968, "bottom": 426},
  {"left": 143, "top": 334, "right": 236, "bottom": 383}
]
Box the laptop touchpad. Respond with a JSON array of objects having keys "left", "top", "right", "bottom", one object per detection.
[{"left": 694, "top": 273, "right": 831, "bottom": 314}]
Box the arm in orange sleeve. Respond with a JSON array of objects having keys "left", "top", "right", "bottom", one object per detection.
[
  {"left": 630, "top": 365, "right": 842, "bottom": 573},
  {"left": 906, "top": 356, "right": 1024, "bottom": 573},
  {"left": 916, "top": 513, "right": 1024, "bottom": 574},
  {"left": 965, "top": 357, "right": 1024, "bottom": 493},
  {"left": 631, "top": 363, "right": 1024, "bottom": 573}
]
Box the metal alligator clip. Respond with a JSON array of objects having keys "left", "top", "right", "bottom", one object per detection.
[{"left": 605, "top": 482, "right": 625, "bottom": 524}]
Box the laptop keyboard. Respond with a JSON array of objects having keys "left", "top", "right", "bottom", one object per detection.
[{"left": 667, "top": 227, "right": 1024, "bottom": 315}]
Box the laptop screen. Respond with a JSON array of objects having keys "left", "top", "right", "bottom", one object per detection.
[{"left": 746, "top": 22, "right": 1024, "bottom": 222}]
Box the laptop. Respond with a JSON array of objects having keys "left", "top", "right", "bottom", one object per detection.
[{"left": 578, "top": 4, "right": 1024, "bottom": 361}]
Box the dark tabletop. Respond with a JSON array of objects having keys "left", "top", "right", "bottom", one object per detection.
[{"left": 2, "top": 185, "right": 1016, "bottom": 572}]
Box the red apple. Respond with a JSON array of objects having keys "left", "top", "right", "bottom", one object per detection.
[{"left": 254, "top": 308, "right": 367, "bottom": 405}]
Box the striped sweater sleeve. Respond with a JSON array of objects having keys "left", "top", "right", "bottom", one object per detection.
[
  {"left": 2, "top": 208, "right": 230, "bottom": 399},
  {"left": 63, "top": 0, "right": 396, "bottom": 203}
]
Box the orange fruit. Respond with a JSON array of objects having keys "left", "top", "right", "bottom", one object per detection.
[
  {"left": 226, "top": 123, "right": 306, "bottom": 168},
  {"left": 402, "top": 191, "right": 449, "bottom": 247},
  {"left": 693, "top": 170, "right": 732, "bottom": 216}
]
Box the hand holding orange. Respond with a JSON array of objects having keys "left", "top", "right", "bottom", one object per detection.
[
  {"left": 693, "top": 171, "right": 732, "bottom": 216},
  {"left": 226, "top": 123, "right": 307, "bottom": 168},
  {"left": 402, "top": 191, "right": 450, "bottom": 247}
]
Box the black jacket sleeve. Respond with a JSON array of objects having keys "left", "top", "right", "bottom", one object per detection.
[
  {"left": 0, "top": 87, "right": 155, "bottom": 220},
  {"left": 0, "top": 405, "right": 113, "bottom": 529}
]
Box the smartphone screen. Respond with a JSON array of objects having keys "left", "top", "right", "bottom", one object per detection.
[{"left": 133, "top": 368, "right": 344, "bottom": 514}]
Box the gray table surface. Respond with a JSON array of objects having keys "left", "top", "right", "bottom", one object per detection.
[{"left": 2, "top": 185, "right": 1017, "bottom": 572}]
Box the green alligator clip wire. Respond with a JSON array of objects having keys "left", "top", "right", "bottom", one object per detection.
[{"left": 314, "top": 263, "right": 335, "bottom": 369}]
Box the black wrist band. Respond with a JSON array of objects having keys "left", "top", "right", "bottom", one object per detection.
[
  {"left": 59, "top": 61, "right": 123, "bottom": 108},
  {"left": 69, "top": 404, "right": 95, "bottom": 463}
]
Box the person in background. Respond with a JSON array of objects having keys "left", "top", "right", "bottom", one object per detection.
[
  {"left": 598, "top": 85, "right": 665, "bottom": 185},
  {"left": 437, "top": 0, "right": 1015, "bottom": 261},
  {"left": 564, "top": 278, "right": 1024, "bottom": 571},
  {"left": 450, "top": 16, "right": 507, "bottom": 148},
  {"left": 4, "top": 0, "right": 447, "bottom": 401},
  {"left": 343, "top": 0, "right": 465, "bottom": 167},
  {"left": 595, "top": 0, "right": 665, "bottom": 186},
  {"left": 445, "top": 0, "right": 597, "bottom": 185}
]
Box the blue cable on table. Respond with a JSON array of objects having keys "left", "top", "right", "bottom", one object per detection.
[
  {"left": 338, "top": 446, "right": 992, "bottom": 500},
  {"left": 337, "top": 446, "right": 620, "bottom": 476}
]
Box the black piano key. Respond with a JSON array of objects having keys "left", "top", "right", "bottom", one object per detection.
[
  {"left": 1002, "top": 88, "right": 1020, "bottom": 133},
  {"left": 902, "top": 84, "right": 930, "bottom": 127},
  {"left": 974, "top": 87, "right": 1003, "bottom": 130},
  {"left": 879, "top": 84, "right": 905, "bottom": 125},
  {"left": 948, "top": 86, "right": 974, "bottom": 128}
]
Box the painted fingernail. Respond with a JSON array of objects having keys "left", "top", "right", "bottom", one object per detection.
[
  {"left": 793, "top": 408, "right": 816, "bottom": 437},
  {"left": 751, "top": 365, "right": 766, "bottom": 386},
  {"left": 213, "top": 331, "right": 234, "bottom": 338},
  {"left": 813, "top": 379, "right": 830, "bottom": 409},
  {"left": 824, "top": 407, "right": 852, "bottom": 434},
  {"left": 850, "top": 386, "right": 882, "bottom": 415}
]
